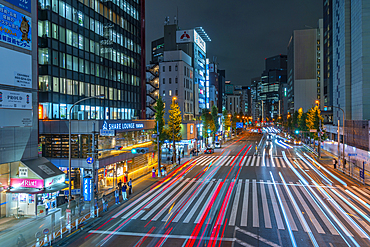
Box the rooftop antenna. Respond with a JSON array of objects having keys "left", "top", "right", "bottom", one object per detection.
[
  {"left": 174, "top": 15, "right": 177, "bottom": 24},
  {"left": 177, "top": 6, "right": 179, "bottom": 26}
]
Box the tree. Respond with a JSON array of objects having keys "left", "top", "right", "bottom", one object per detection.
[
  {"left": 201, "top": 109, "right": 215, "bottom": 147},
  {"left": 292, "top": 110, "right": 299, "bottom": 129},
  {"left": 168, "top": 100, "right": 182, "bottom": 164},
  {"left": 306, "top": 105, "right": 324, "bottom": 140},
  {"left": 211, "top": 105, "right": 219, "bottom": 144},
  {"left": 153, "top": 96, "right": 166, "bottom": 168},
  {"left": 232, "top": 113, "right": 238, "bottom": 133},
  {"left": 222, "top": 109, "right": 231, "bottom": 139}
]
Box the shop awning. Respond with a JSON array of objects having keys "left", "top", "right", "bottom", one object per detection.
[
  {"left": 43, "top": 182, "right": 68, "bottom": 193},
  {"left": 21, "top": 157, "right": 65, "bottom": 179}
]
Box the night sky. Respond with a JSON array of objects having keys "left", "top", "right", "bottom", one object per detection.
[{"left": 145, "top": 0, "right": 323, "bottom": 86}]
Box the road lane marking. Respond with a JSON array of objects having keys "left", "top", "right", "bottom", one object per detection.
[
  {"left": 260, "top": 180, "right": 272, "bottom": 228},
  {"left": 182, "top": 181, "right": 214, "bottom": 223},
  {"left": 235, "top": 227, "right": 281, "bottom": 247},
  {"left": 229, "top": 180, "right": 242, "bottom": 226},
  {"left": 194, "top": 179, "right": 222, "bottom": 223},
  {"left": 240, "top": 179, "right": 249, "bottom": 226},
  {"left": 251, "top": 156, "right": 256, "bottom": 166},
  {"left": 267, "top": 180, "right": 284, "bottom": 230},
  {"left": 275, "top": 158, "right": 281, "bottom": 167},
  {"left": 279, "top": 158, "right": 286, "bottom": 168},
  {"left": 289, "top": 182, "right": 325, "bottom": 234},
  {"left": 276, "top": 185, "right": 298, "bottom": 231},
  {"left": 245, "top": 156, "right": 252, "bottom": 166},
  {"left": 253, "top": 179, "right": 259, "bottom": 227}
]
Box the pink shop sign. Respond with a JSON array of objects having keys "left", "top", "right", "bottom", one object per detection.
[{"left": 11, "top": 178, "right": 44, "bottom": 189}]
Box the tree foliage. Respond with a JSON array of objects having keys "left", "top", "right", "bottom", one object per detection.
[
  {"left": 211, "top": 105, "right": 220, "bottom": 132},
  {"left": 306, "top": 105, "right": 324, "bottom": 140},
  {"left": 201, "top": 109, "right": 215, "bottom": 146},
  {"left": 153, "top": 96, "right": 167, "bottom": 145},
  {"left": 168, "top": 100, "right": 182, "bottom": 142},
  {"left": 222, "top": 109, "right": 231, "bottom": 130}
]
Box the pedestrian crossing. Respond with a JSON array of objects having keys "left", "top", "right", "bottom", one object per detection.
[
  {"left": 192, "top": 155, "right": 313, "bottom": 169},
  {"left": 119, "top": 177, "right": 370, "bottom": 238}
]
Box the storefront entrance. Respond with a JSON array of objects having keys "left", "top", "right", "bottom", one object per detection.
[{"left": 8, "top": 193, "right": 35, "bottom": 217}]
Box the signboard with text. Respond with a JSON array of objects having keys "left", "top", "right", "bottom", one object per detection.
[
  {"left": 4, "top": 0, "right": 31, "bottom": 13},
  {"left": 11, "top": 178, "right": 43, "bottom": 189},
  {"left": 0, "top": 47, "right": 32, "bottom": 88},
  {"left": 0, "top": 4, "right": 32, "bottom": 50},
  {"left": 101, "top": 121, "right": 144, "bottom": 131},
  {"left": 236, "top": 122, "right": 243, "bottom": 129},
  {"left": 83, "top": 177, "right": 92, "bottom": 201},
  {"left": 0, "top": 89, "right": 32, "bottom": 109},
  {"left": 176, "top": 29, "right": 206, "bottom": 53}
]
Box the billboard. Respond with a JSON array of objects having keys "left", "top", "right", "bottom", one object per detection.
[
  {"left": 0, "top": 108, "right": 32, "bottom": 127},
  {"left": 0, "top": 47, "right": 32, "bottom": 88},
  {"left": 176, "top": 29, "right": 206, "bottom": 53},
  {"left": 4, "top": 0, "right": 31, "bottom": 13},
  {"left": 0, "top": 89, "right": 32, "bottom": 109},
  {"left": 0, "top": 4, "right": 32, "bottom": 50},
  {"left": 236, "top": 122, "right": 243, "bottom": 129}
]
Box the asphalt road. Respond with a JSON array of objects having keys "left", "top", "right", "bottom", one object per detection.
[{"left": 59, "top": 131, "right": 370, "bottom": 247}]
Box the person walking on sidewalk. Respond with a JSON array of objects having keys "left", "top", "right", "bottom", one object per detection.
[
  {"left": 152, "top": 168, "right": 156, "bottom": 178},
  {"left": 333, "top": 158, "right": 337, "bottom": 169},
  {"left": 122, "top": 183, "right": 128, "bottom": 200},
  {"left": 102, "top": 195, "right": 108, "bottom": 212},
  {"left": 118, "top": 180, "right": 122, "bottom": 194},
  {"left": 128, "top": 178, "right": 133, "bottom": 195},
  {"left": 78, "top": 196, "right": 85, "bottom": 216},
  {"left": 115, "top": 187, "right": 120, "bottom": 204}
]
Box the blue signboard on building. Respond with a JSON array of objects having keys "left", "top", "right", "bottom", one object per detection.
[
  {"left": 0, "top": 4, "right": 32, "bottom": 50},
  {"left": 4, "top": 0, "right": 31, "bottom": 13},
  {"left": 83, "top": 177, "right": 92, "bottom": 201},
  {"left": 236, "top": 122, "right": 243, "bottom": 129}
]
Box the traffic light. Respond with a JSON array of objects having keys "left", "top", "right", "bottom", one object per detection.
[
  {"left": 295, "top": 130, "right": 299, "bottom": 134},
  {"left": 131, "top": 148, "right": 149, "bottom": 154},
  {"left": 115, "top": 146, "right": 124, "bottom": 150}
]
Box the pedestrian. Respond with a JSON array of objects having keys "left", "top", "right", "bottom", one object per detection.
[
  {"left": 161, "top": 167, "right": 165, "bottom": 177},
  {"left": 118, "top": 179, "right": 122, "bottom": 194},
  {"left": 78, "top": 196, "right": 85, "bottom": 216},
  {"left": 333, "top": 158, "right": 337, "bottom": 169},
  {"left": 122, "top": 183, "right": 128, "bottom": 200},
  {"left": 115, "top": 187, "right": 120, "bottom": 204},
  {"left": 178, "top": 155, "right": 181, "bottom": 165},
  {"left": 102, "top": 195, "right": 107, "bottom": 212},
  {"left": 152, "top": 168, "right": 156, "bottom": 178},
  {"left": 128, "top": 178, "right": 133, "bottom": 195},
  {"left": 182, "top": 149, "right": 184, "bottom": 158},
  {"left": 94, "top": 196, "right": 98, "bottom": 216},
  {"left": 164, "top": 166, "right": 167, "bottom": 176}
]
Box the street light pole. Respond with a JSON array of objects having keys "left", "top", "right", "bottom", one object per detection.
[
  {"left": 157, "top": 121, "right": 161, "bottom": 177},
  {"left": 68, "top": 95, "right": 104, "bottom": 219}
]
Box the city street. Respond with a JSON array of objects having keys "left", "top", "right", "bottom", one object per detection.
[{"left": 58, "top": 132, "right": 370, "bottom": 247}]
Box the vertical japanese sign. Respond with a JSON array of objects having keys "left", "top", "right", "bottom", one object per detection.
[
  {"left": 83, "top": 177, "right": 92, "bottom": 201},
  {"left": 0, "top": 4, "right": 32, "bottom": 50}
]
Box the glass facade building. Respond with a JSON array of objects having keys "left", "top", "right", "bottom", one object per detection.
[{"left": 37, "top": 0, "right": 143, "bottom": 121}]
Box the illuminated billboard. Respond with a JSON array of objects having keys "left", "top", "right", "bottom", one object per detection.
[{"left": 176, "top": 29, "right": 206, "bottom": 53}]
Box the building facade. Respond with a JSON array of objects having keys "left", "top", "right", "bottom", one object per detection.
[
  {"left": 287, "top": 20, "right": 324, "bottom": 113},
  {"left": 159, "top": 50, "right": 194, "bottom": 121}
]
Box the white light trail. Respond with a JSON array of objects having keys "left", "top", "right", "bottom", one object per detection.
[
  {"left": 270, "top": 172, "right": 296, "bottom": 247},
  {"left": 296, "top": 153, "right": 332, "bottom": 185},
  {"left": 282, "top": 151, "right": 309, "bottom": 186},
  {"left": 345, "top": 189, "right": 370, "bottom": 211}
]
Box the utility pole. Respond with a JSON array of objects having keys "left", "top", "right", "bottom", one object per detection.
[
  {"left": 91, "top": 122, "right": 96, "bottom": 217},
  {"left": 318, "top": 119, "right": 321, "bottom": 158},
  {"left": 338, "top": 119, "right": 340, "bottom": 167},
  {"left": 261, "top": 101, "right": 264, "bottom": 126},
  {"left": 157, "top": 121, "right": 161, "bottom": 177}
]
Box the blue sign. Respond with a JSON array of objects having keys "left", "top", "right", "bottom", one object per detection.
[
  {"left": 360, "top": 170, "right": 365, "bottom": 179},
  {"left": 236, "top": 122, "right": 243, "bottom": 129},
  {"left": 102, "top": 121, "right": 144, "bottom": 131},
  {"left": 0, "top": 4, "right": 32, "bottom": 50},
  {"left": 4, "top": 0, "right": 31, "bottom": 13},
  {"left": 100, "top": 129, "right": 116, "bottom": 136},
  {"left": 348, "top": 153, "right": 357, "bottom": 157},
  {"left": 86, "top": 157, "right": 94, "bottom": 164},
  {"left": 62, "top": 189, "right": 81, "bottom": 196},
  {"left": 83, "top": 178, "right": 92, "bottom": 201}
]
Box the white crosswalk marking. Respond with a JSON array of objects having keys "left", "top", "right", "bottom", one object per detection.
[
  {"left": 241, "top": 156, "right": 247, "bottom": 166},
  {"left": 162, "top": 180, "right": 201, "bottom": 222},
  {"left": 240, "top": 179, "right": 249, "bottom": 226},
  {"left": 152, "top": 179, "right": 195, "bottom": 221},
  {"left": 277, "top": 184, "right": 298, "bottom": 231},
  {"left": 256, "top": 156, "right": 260, "bottom": 166},
  {"left": 141, "top": 180, "right": 189, "bottom": 221},
  {"left": 296, "top": 159, "right": 310, "bottom": 170},
  {"left": 245, "top": 156, "right": 252, "bottom": 166},
  {"left": 289, "top": 182, "right": 325, "bottom": 234},
  {"left": 297, "top": 183, "right": 338, "bottom": 235},
  {"left": 194, "top": 179, "right": 222, "bottom": 223},
  {"left": 260, "top": 156, "right": 264, "bottom": 167},
  {"left": 275, "top": 158, "right": 280, "bottom": 167},
  {"left": 251, "top": 156, "right": 256, "bottom": 167},
  {"left": 279, "top": 158, "right": 286, "bottom": 168},
  {"left": 266, "top": 158, "right": 270, "bottom": 167},
  {"left": 219, "top": 156, "right": 231, "bottom": 167},
  {"left": 182, "top": 181, "right": 214, "bottom": 223},
  {"left": 260, "top": 180, "right": 272, "bottom": 228},
  {"left": 270, "top": 157, "right": 275, "bottom": 167},
  {"left": 224, "top": 156, "right": 234, "bottom": 166},
  {"left": 253, "top": 179, "right": 259, "bottom": 227},
  {"left": 229, "top": 180, "right": 242, "bottom": 226},
  {"left": 267, "top": 181, "right": 284, "bottom": 230}
]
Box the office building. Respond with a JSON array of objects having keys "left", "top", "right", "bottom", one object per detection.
[
  {"left": 159, "top": 50, "right": 194, "bottom": 121},
  {"left": 287, "top": 19, "right": 324, "bottom": 112},
  {"left": 323, "top": 0, "right": 333, "bottom": 124},
  {"left": 218, "top": 69, "right": 226, "bottom": 113}
]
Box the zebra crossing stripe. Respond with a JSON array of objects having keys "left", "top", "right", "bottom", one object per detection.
[
  {"left": 289, "top": 182, "right": 325, "bottom": 234},
  {"left": 279, "top": 158, "right": 286, "bottom": 168},
  {"left": 347, "top": 187, "right": 370, "bottom": 205},
  {"left": 152, "top": 179, "right": 196, "bottom": 221},
  {"left": 251, "top": 156, "right": 256, "bottom": 167},
  {"left": 240, "top": 179, "right": 249, "bottom": 226},
  {"left": 229, "top": 180, "right": 242, "bottom": 226},
  {"left": 183, "top": 181, "right": 214, "bottom": 223},
  {"left": 241, "top": 156, "right": 247, "bottom": 166},
  {"left": 266, "top": 158, "right": 270, "bottom": 167},
  {"left": 245, "top": 156, "right": 252, "bottom": 166},
  {"left": 260, "top": 180, "right": 272, "bottom": 228},
  {"left": 297, "top": 183, "right": 338, "bottom": 235},
  {"left": 275, "top": 158, "right": 280, "bottom": 167},
  {"left": 222, "top": 156, "right": 232, "bottom": 166},
  {"left": 260, "top": 156, "right": 264, "bottom": 167},
  {"left": 253, "top": 180, "right": 259, "bottom": 227},
  {"left": 141, "top": 180, "right": 189, "bottom": 221},
  {"left": 194, "top": 179, "right": 222, "bottom": 224},
  {"left": 267, "top": 181, "right": 284, "bottom": 230},
  {"left": 271, "top": 157, "right": 275, "bottom": 167},
  {"left": 296, "top": 159, "right": 310, "bottom": 170},
  {"left": 162, "top": 180, "right": 201, "bottom": 222},
  {"left": 277, "top": 184, "right": 298, "bottom": 231}
]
